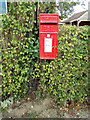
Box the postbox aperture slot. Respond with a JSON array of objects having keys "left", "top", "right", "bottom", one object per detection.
[{"left": 40, "top": 23, "right": 57, "bottom": 25}]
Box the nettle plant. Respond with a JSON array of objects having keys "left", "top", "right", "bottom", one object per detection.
[
  {"left": 2, "top": 2, "right": 39, "bottom": 100},
  {"left": 32, "top": 25, "right": 88, "bottom": 106}
]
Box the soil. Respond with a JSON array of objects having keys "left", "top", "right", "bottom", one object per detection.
[{"left": 1, "top": 94, "right": 90, "bottom": 119}]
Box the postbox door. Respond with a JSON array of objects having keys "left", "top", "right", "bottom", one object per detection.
[{"left": 39, "top": 33, "right": 58, "bottom": 59}]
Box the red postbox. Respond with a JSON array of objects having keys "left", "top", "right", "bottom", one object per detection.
[{"left": 39, "top": 14, "right": 59, "bottom": 59}]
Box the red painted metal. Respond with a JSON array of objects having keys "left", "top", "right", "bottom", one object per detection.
[{"left": 39, "top": 14, "right": 59, "bottom": 59}]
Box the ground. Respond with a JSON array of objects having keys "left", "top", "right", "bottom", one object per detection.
[{"left": 1, "top": 94, "right": 89, "bottom": 119}]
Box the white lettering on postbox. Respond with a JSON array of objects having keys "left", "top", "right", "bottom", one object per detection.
[{"left": 44, "top": 38, "right": 52, "bottom": 52}]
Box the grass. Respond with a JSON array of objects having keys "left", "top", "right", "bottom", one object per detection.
[{"left": 23, "top": 112, "right": 38, "bottom": 118}]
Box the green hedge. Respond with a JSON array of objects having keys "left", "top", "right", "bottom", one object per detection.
[
  {"left": 2, "top": 2, "right": 39, "bottom": 100},
  {"left": 2, "top": 2, "right": 88, "bottom": 105},
  {"left": 32, "top": 25, "right": 88, "bottom": 105}
]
